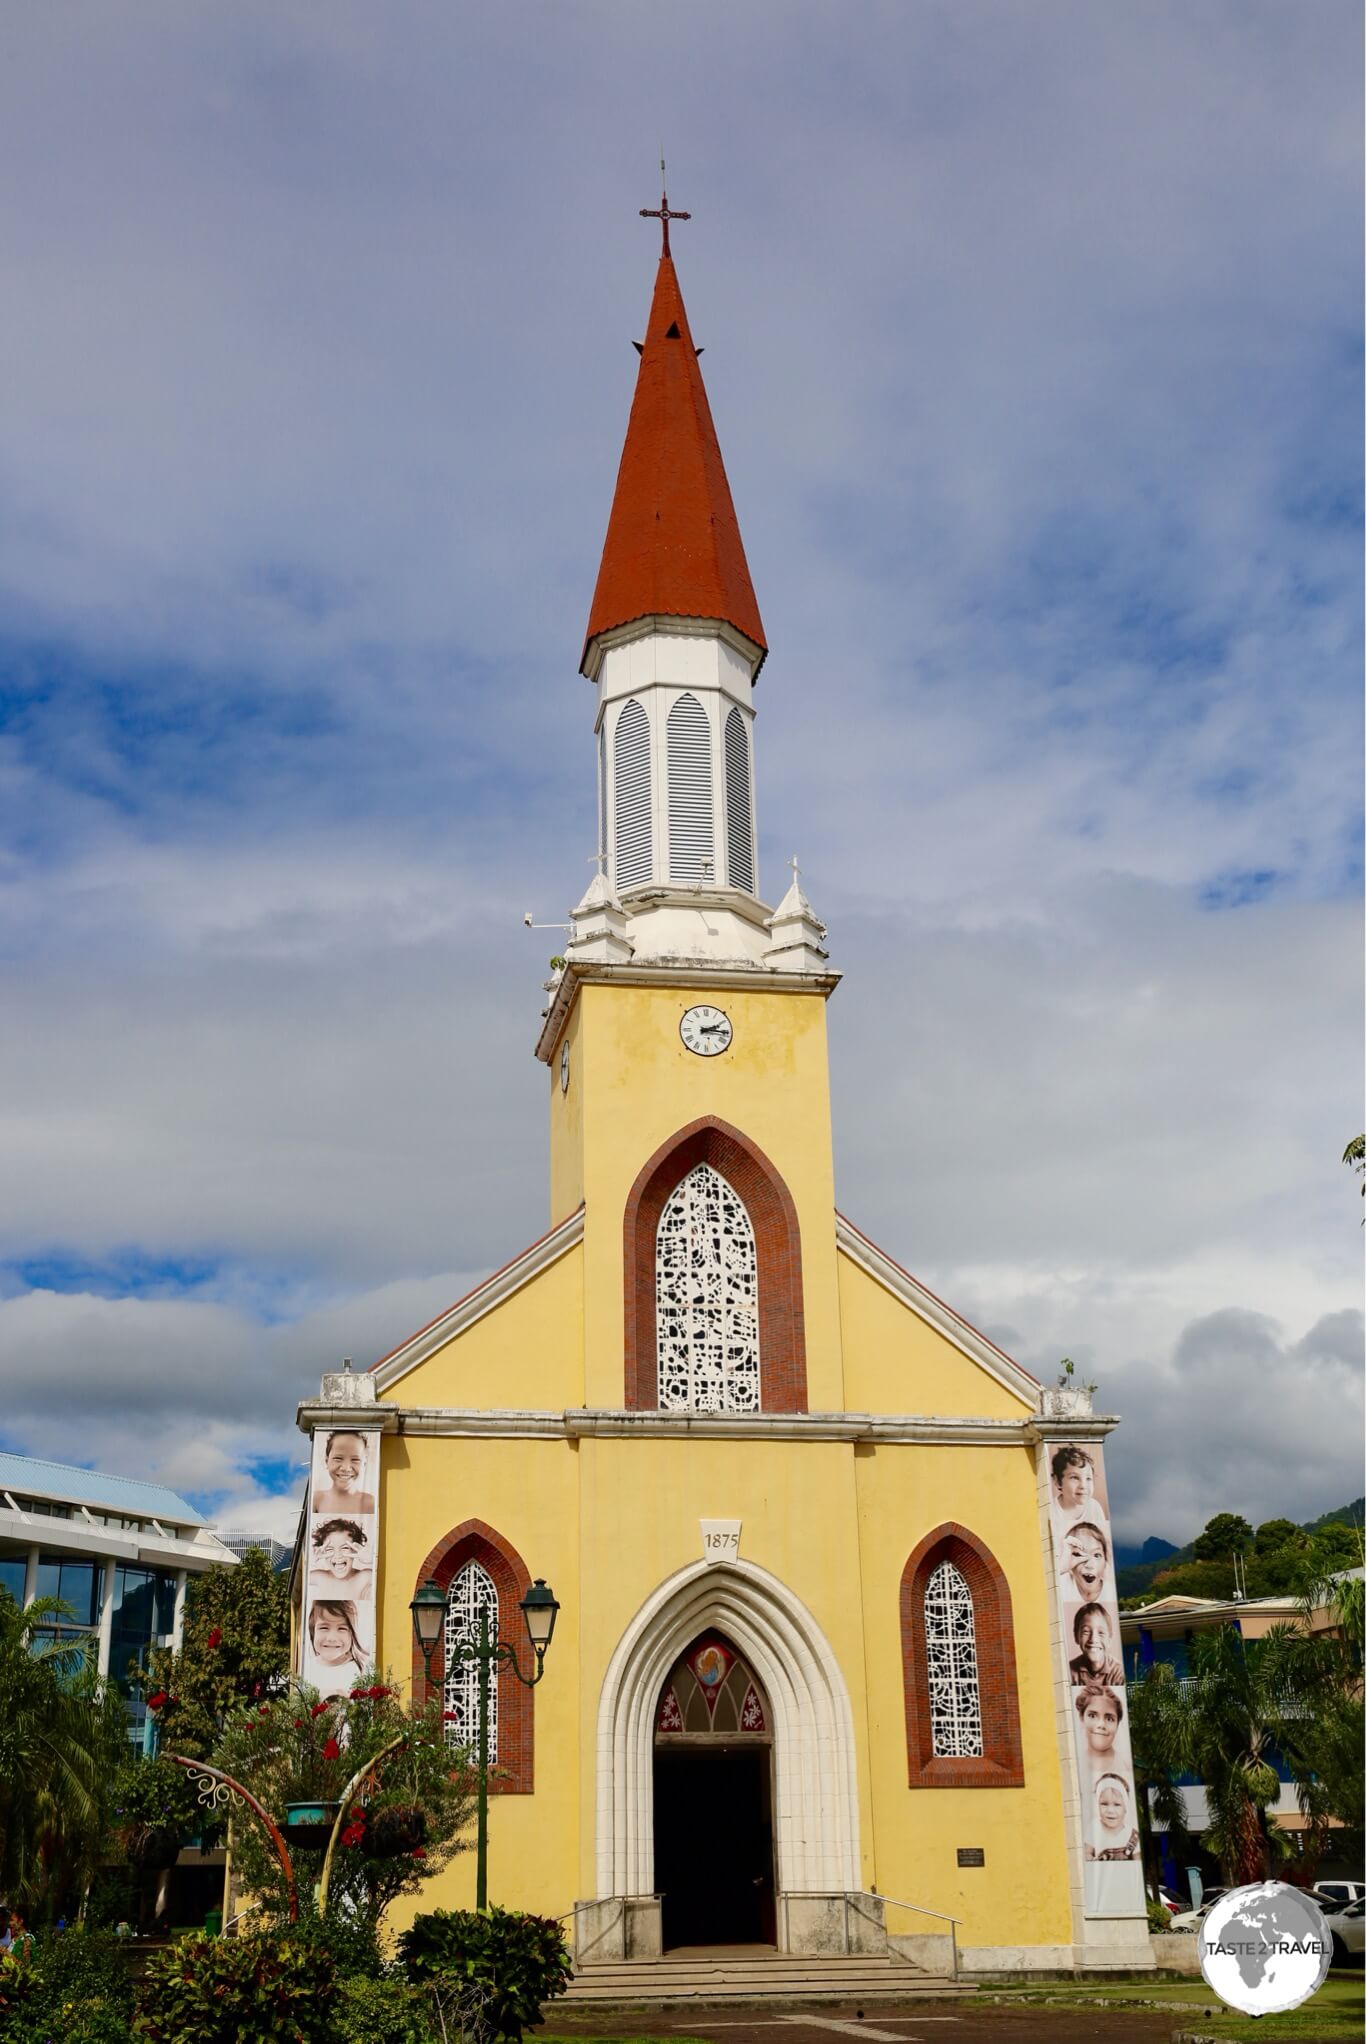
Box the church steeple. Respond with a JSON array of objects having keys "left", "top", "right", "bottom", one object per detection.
[
  {"left": 581, "top": 251, "right": 766, "bottom": 677},
  {"left": 538, "top": 198, "right": 835, "bottom": 1029}
]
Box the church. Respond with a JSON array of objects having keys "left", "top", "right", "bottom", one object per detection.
[{"left": 296, "top": 206, "right": 1150, "bottom": 1976}]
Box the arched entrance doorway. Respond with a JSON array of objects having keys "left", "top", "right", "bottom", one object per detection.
[
  {"left": 653, "top": 1631, "right": 775, "bottom": 1948},
  {"left": 593, "top": 1558, "right": 861, "bottom": 1955}
]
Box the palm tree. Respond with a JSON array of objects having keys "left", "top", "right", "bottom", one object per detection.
[
  {"left": 1126, "top": 1662, "right": 1194, "bottom": 1904},
  {"left": 0, "top": 1591, "right": 127, "bottom": 1910},
  {"left": 1130, "top": 1614, "right": 1355, "bottom": 1890}
]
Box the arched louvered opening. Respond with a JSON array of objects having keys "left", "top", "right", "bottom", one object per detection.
[
  {"left": 656, "top": 1161, "right": 760, "bottom": 1414},
  {"left": 900, "top": 1524, "right": 1024, "bottom": 1788},
  {"left": 445, "top": 1559, "right": 499, "bottom": 1760},
  {"left": 614, "top": 698, "right": 653, "bottom": 888},
  {"left": 667, "top": 693, "right": 715, "bottom": 883},
  {"left": 724, "top": 707, "right": 754, "bottom": 893},
  {"left": 598, "top": 723, "right": 608, "bottom": 873}
]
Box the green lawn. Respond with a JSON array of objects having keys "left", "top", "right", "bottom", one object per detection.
[{"left": 982, "top": 1971, "right": 1364, "bottom": 2039}]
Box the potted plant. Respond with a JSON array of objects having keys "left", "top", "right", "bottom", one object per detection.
[
  {"left": 361, "top": 1805, "right": 427, "bottom": 1858},
  {"left": 281, "top": 1801, "right": 342, "bottom": 1851}
]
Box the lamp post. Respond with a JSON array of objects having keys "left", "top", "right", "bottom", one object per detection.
[{"left": 411, "top": 1574, "right": 559, "bottom": 1911}]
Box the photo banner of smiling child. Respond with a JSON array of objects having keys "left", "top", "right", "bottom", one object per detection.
[
  {"left": 300, "top": 1427, "right": 379, "bottom": 1697},
  {"left": 1046, "top": 1439, "right": 1146, "bottom": 1919}
]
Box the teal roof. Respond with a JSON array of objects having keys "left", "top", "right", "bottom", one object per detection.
[{"left": 0, "top": 1450, "right": 204, "bottom": 1527}]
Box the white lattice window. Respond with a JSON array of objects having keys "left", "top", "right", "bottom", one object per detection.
[
  {"left": 656, "top": 1162, "right": 760, "bottom": 1413},
  {"left": 924, "top": 1560, "right": 983, "bottom": 1758},
  {"left": 444, "top": 1560, "right": 498, "bottom": 1760}
]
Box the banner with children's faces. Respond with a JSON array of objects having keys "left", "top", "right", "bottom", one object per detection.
[
  {"left": 300, "top": 1427, "right": 379, "bottom": 1699},
  {"left": 1046, "top": 1439, "right": 1145, "bottom": 1919}
]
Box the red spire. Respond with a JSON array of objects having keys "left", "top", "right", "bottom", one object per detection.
[{"left": 582, "top": 255, "right": 767, "bottom": 675}]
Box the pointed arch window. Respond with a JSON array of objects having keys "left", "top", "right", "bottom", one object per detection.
[
  {"left": 667, "top": 693, "right": 714, "bottom": 882},
  {"left": 444, "top": 1559, "right": 498, "bottom": 1760},
  {"left": 624, "top": 1117, "right": 807, "bottom": 1415},
  {"left": 724, "top": 707, "right": 754, "bottom": 893},
  {"left": 901, "top": 1524, "right": 1024, "bottom": 1788},
  {"left": 410, "top": 1520, "right": 535, "bottom": 1792},
  {"left": 656, "top": 1162, "right": 761, "bottom": 1413},
  {"left": 614, "top": 698, "right": 652, "bottom": 888}
]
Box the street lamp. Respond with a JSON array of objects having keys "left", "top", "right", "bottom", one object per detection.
[{"left": 410, "top": 1572, "right": 559, "bottom": 1910}]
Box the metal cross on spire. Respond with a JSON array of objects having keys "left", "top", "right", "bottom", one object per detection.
[{"left": 640, "top": 158, "right": 690, "bottom": 259}]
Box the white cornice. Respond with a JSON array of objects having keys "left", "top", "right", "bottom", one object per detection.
[
  {"left": 536, "top": 955, "right": 840, "bottom": 1063},
  {"left": 291, "top": 1404, "right": 1118, "bottom": 1447},
  {"left": 580, "top": 613, "right": 765, "bottom": 684},
  {"left": 363, "top": 1207, "right": 585, "bottom": 1398},
  {"left": 835, "top": 1214, "right": 1044, "bottom": 1410}
]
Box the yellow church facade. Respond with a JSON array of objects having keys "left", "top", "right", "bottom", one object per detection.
[{"left": 295, "top": 226, "right": 1151, "bottom": 1975}]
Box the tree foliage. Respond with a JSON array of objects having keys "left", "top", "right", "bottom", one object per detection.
[
  {"left": 1191, "top": 1512, "right": 1254, "bottom": 1562},
  {"left": 398, "top": 1906, "right": 572, "bottom": 2044},
  {"left": 146, "top": 1546, "right": 291, "bottom": 1760},
  {"left": 211, "top": 1677, "right": 475, "bottom": 1930},
  {"left": 1128, "top": 1598, "right": 1363, "bottom": 1888},
  {"left": 0, "top": 1592, "right": 128, "bottom": 1911}
]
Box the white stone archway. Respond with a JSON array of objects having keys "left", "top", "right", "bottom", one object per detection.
[{"left": 594, "top": 1558, "right": 861, "bottom": 1932}]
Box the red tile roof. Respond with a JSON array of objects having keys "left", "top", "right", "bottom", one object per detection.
[{"left": 582, "top": 256, "right": 766, "bottom": 674}]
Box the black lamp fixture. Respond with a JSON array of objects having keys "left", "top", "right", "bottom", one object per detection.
[
  {"left": 520, "top": 1578, "right": 559, "bottom": 1656},
  {"left": 409, "top": 1579, "right": 446, "bottom": 1676}
]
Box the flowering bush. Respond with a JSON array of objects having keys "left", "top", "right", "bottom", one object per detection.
[{"left": 212, "top": 1675, "right": 475, "bottom": 1930}]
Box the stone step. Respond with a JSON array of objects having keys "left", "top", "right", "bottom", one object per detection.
[{"left": 562, "top": 1953, "right": 974, "bottom": 2004}]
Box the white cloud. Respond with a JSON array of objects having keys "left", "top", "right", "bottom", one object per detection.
[{"left": 0, "top": 3, "right": 1358, "bottom": 1547}]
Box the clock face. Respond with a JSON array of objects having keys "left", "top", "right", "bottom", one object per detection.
[
  {"left": 559, "top": 1041, "right": 570, "bottom": 1093},
  {"left": 680, "top": 1004, "right": 733, "bottom": 1057}
]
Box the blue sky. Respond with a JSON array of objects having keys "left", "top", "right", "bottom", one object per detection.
[{"left": 0, "top": 1, "right": 1360, "bottom": 1540}]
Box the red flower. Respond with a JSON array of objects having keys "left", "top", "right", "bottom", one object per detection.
[
  {"left": 146, "top": 1691, "right": 168, "bottom": 1712},
  {"left": 411, "top": 1846, "right": 427, "bottom": 1859},
  {"left": 368, "top": 1684, "right": 391, "bottom": 1699},
  {"left": 258, "top": 1703, "right": 270, "bottom": 1715},
  {"left": 322, "top": 1738, "right": 341, "bottom": 1761},
  {"left": 340, "top": 1822, "right": 366, "bottom": 1849},
  {"left": 349, "top": 1688, "right": 366, "bottom": 1700},
  {"left": 293, "top": 1719, "right": 305, "bottom": 1728},
  {"left": 310, "top": 1702, "right": 331, "bottom": 1719},
  {"left": 205, "top": 1627, "right": 222, "bottom": 1650}
]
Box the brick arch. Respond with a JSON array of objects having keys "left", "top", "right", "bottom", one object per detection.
[
  {"left": 900, "top": 1521, "right": 1025, "bottom": 1789},
  {"left": 411, "top": 1518, "right": 534, "bottom": 1794},
  {"left": 623, "top": 1115, "right": 807, "bottom": 1413}
]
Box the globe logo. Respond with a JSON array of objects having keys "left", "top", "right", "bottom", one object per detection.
[{"left": 1198, "top": 1881, "right": 1332, "bottom": 2016}]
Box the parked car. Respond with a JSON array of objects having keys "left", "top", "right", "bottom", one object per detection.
[
  {"left": 1315, "top": 1881, "right": 1366, "bottom": 1908},
  {"left": 1168, "top": 1887, "right": 1227, "bottom": 1932},
  {"left": 1330, "top": 1898, "right": 1365, "bottom": 1967}
]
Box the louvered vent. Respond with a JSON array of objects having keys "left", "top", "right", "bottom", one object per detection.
[
  {"left": 613, "top": 699, "right": 653, "bottom": 888},
  {"left": 598, "top": 724, "right": 608, "bottom": 872},
  {"left": 724, "top": 707, "right": 754, "bottom": 893},
  {"left": 667, "top": 693, "right": 715, "bottom": 882}
]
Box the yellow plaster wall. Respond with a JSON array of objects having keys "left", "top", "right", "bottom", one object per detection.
[
  {"left": 854, "top": 1439, "right": 1074, "bottom": 1949},
  {"left": 375, "top": 1432, "right": 584, "bottom": 1938},
  {"left": 553, "top": 980, "right": 846, "bottom": 1410},
  {"left": 836, "top": 1251, "right": 1034, "bottom": 1421},
  {"left": 377, "top": 1243, "right": 584, "bottom": 1411}
]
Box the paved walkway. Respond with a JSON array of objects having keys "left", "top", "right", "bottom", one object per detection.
[{"left": 551, "top": 2003, "right": 1186, "bottom": 2043}]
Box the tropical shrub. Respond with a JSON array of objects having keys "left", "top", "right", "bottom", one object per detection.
[
  {"left": 109, "top": 1754, "right": 209, "bottom": 1865},
  {"left": 334, "top": 1973, "right": 434, "bottom": 2043},
  {"left": 1146, "top": 1899, "right": 1172, "bottom": 1932},
  {"left": 0, "top": 1925, "right": 133, "bottom": 2044},
  {"left": 398, "top": 1906, "right": 572, "bottom": 2042},
  {"left": 212, "top": 1677, "right": 474, "bottom": 1930},
  {"left": 134, "top": 1931, "right": 335, "bottom": 2043}
]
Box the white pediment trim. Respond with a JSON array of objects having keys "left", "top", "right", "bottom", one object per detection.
[
  {"left": 835, "top": 1212, "right": 1042, "bottom": 1410},
  {"left": 369, "top": 1206, "right": 585, "bottom": 1395}
]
